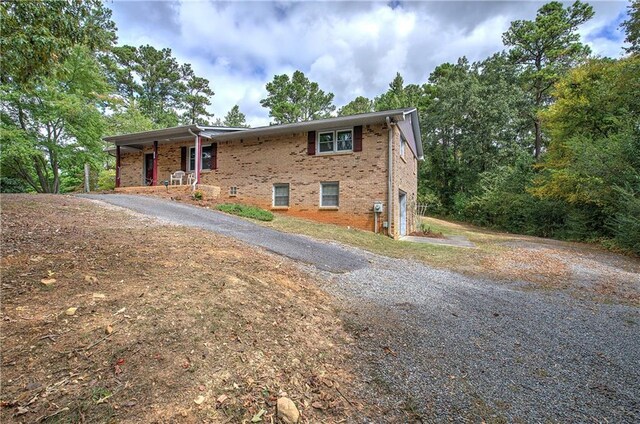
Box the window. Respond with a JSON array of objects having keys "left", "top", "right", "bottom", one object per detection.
[
  {"left": 273, "top": 184, "right": 290, "bottom": 207},
  {"left": 317, "top": 130, "right": 352, "bottom": 154},
  {"left": 229, "top": 186, "right": 237, "bottom": 196},
  {"left": 320, "top": 182, "right": 339, "bottom": 207},
  {"left": 189, "top": 145, "right": 215, "bottom": 171},
  {"left": 400, "top": 137, "right": 406, "bottom": 158}
]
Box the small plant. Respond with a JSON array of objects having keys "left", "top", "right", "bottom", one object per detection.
[
  {"left": 216, "top": 203, "right": 274, "bottom": 221},
  {"left": 192, "top": 190, "right": 203, "bottom": 201}
]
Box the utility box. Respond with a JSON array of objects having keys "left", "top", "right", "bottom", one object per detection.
[{"left": 373, "top": 202, "right": 384, "bottom": 213}]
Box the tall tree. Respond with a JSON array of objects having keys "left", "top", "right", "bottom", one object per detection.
[
  {"left": 502, "top": 0, "right": 594, "bottom": 159},
  {"left": 622, "top": 0, "right": 640, "bottom": 54},
  {"left": 0, "top": 0, "right": 116, "bottom": 193},
  {"left": 337, "top": 96, "right": 373, "bottom": 116},
  {"left": 0, "top": 0, "right": 116, "bottom": 86},
  {"left": 223, "top": 105, "right": 249, "bottom": 127},
  {"left": 181, "top": 64, "right": 214, "bottom": 125},
  {"left": 374, "top": 73, "right": 430, "bottom": 112},
  {"left": 1, "top": 47, "right": 110, "bottom": 193},
  {"left": 534, "top": 56, "right": 640, "bottom": 249},
  {"left": 260, "top": 71, "right": 335, "bottom": 124}
]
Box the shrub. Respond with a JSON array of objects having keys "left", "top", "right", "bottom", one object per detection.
[
  {"left": 192, "top": 190, "right": 203, "bottom": 201},
  {"left": 216, "top": 203, "right": 274, "bottom": 221},
  {"left": 97, "top": 169, "right": 115, "bottom": 191}
]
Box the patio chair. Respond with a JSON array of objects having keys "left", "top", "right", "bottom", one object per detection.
[
  {"left": 170, "top": 170, "right": 186, "bottom": 185},
  {"left": 187, "top": 172, "right": 196, "bottom": 186}
]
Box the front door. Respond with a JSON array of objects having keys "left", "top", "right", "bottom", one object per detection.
[
  {"left": 144, "top": 153, "right": 154, "bottom": 186},
  {"left": 399, "top": 190, "right": 407, "bottom": 236}
]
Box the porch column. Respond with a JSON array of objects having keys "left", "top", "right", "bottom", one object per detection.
[
  {"left": 152, "top": 140, "right": 158, "bottom": 186},
  {"left": 195, "top": 135, "right": 201, "bottom": 184},
  {"left": 115, "top": 145, "right": 121, "bottom": 188}
]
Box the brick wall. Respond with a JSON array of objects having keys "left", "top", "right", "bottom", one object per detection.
[
  {"left": 391, "top": 124, "right": 419, "bottom": 237},
  {"left": 118, "top": 123, "right": 419, "bottom": 235}
]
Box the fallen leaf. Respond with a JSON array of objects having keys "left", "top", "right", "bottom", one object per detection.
[
  {"left": 47, "top": 270, "right": 55, "bottom": 277},
  {"left": 92, "top": 293, "right": 106, "bottom": 300},
  {"left": 312, "top": 401, "right": 324, "bottom": 409},
  {"left": 251, "top": 409, "right": 266, "bottom": 422},
  {"left": 216, "top": 394, "right": 228, "bottom": 404},
  {"left": 14, "top": 406, "right": 29, "bottom": 416},
  {"left": 105, "top": 325, "right": 113, "bottom": 335},
  {"left": 84, "top": 275, "right": 98, "bottom": 283},
  {"left": 40, "top": 278, "right": 56, "bottom": 286},
  {"left": 65, "top": 307, "right": 77, "bottom": 316},
  {"left": 194, "top": 395, "right": 205, "bottom": 405}
]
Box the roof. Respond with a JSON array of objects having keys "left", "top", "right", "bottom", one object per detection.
[
  {"left": 103, "top": 109, "right": 423, "bottom": 160},
  {"left": 103, "top": 125, "right": 248, "bottom": 146}
]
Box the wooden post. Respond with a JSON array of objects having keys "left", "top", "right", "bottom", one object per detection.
[
  {"left": 115, "top": 145, "right": 121, "bottom": 188},
  {"left": 84, "top": 163, "right": 90, "bottom": 193},
  {"left": 152, "top": 140, "right": 158, "bottom": 186}
]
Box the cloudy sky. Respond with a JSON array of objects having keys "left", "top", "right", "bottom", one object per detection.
[{"left": 108, "top": 0, "right": 631, "bottom": 126}]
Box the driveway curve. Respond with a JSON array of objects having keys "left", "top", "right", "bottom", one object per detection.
[
  {"left": 81, "top": 194, "right": 368, "bottom": 273},
  {"left": 81, "top": 193, "right": 639, "bottom": 422}
]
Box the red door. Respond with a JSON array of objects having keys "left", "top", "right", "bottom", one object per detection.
[{"left": 144, "top": 153, "right": 154, "bottom": 186}]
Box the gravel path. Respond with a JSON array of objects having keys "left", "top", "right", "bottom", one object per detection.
[{"left": 83, "top": 194, "right": 640, "bottom": 422}]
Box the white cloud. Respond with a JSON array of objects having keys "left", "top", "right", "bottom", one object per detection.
[{"left": 110, "top": 0, "right": 629, "bottom": 127}]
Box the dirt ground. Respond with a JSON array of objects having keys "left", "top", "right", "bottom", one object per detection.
[{"left": 0, "top": 195, "right": 374, "bottom": 423}]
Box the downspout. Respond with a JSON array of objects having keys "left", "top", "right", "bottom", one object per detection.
[
  {"left": 386, "top": 116, "right": 394, "bottom": 237},
  {"left": 187, "top": 128, "right": 199, "bottom": 190}
]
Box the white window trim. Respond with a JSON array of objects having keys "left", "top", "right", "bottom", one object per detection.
[
  {"left": 272, "top": 183, "right": 290, "bottom": 207},
  {"left": 317, "top": 128, "right": 353, "bottom": 155},
  {"left": 320, "top": 181, "right": 340, "bottom": 208},
  {"left": 188, "top": 145, "right": 214, "bottom": 171}
]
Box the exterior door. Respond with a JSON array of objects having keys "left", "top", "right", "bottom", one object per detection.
[
  {"left": 144, "top": 153, "right": 154, "bottom": 186},
  {"left": 399, "top": 190, "right": 407, "bottom": 236}
]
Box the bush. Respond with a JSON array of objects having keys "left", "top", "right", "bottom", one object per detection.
[
  {"left": 609, "top": 188, "right": 640, "bottom": 254},
  {"left": 97, "top": 169, "right": 115, "bottom": 191},
  {"left": 192, "top": 190, "right": 203, "bottom": 201},
  {"left": 216, "top": 203, "right": 274, "bottom": 221}
]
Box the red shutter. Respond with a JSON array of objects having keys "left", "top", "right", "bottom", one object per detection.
[
  {"left": 354, "top": 125, "right": 363, "bottom": 152},
  {"left": 180, "top": 146, "right": 187, "bottom": 171},
  {"left": 212, "top": 143, "right": 218, "bottom": 170},
  {"left": 307, "top": 131, "right": 316, "bottom": 155}
]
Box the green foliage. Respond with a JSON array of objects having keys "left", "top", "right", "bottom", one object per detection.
[
  {"left": 0, "top": 0, "right": 116, "bottom": 86},
  {"left": 374, "top": 73, "right": 431, "bottom": 112},
  {"left": 533, "top": 56, "right": 640, "bottom": 252},
  {"left": 192, "top": 190, "right": 203, "bottom": 201},
  {"left": 503, "top": 0, "right": 594, "bottom": 159},
  {"left": 260, "top": 71, "right": 335, "bottom": 124},
  {"left": 337, "top": 96, "right": 374, "bottom": 116},
  {"left": 610, "top": 187, "right": 640, "bottom": 252},
  {"left": 1, "top": 46, "right": 110, "bottom": 193},
  {"left": 97, "top": 169, "right": 116, "bottom": 191},
  {"left": 216, "top": 203, "right": 274, "bottom": 221},
  {"left": 622, "top": 0, "right": 640, "bottom": 54},
  {"left": 223, "top": 105, "right": 250, "bottom": 127},
  {"left": 101, "top": 45, "right": 215, "bottom": 127}
]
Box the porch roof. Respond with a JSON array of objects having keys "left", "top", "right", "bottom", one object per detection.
[{"left": 103, "top": 125, "right": 247, "bottom": 147}]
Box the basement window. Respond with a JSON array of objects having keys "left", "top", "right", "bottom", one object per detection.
[
  {"left": 320, "top": 182, "right": 339, "bottom": 207},
  {"left": 273, "top": 183, "right": 290, "bottom": 207},
  {"left": 229, "top": 186, "right": 237, "bottom": 196}
]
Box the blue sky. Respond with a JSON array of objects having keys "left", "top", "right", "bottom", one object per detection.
[{"left": 107, "top": 0, "right": 631, "bottom": 126}]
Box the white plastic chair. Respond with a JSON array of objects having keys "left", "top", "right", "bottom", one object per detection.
[
  {"left": 170, "top": 171, "right": 185, "bottom": 185},
  {"left": 187, "top": 173, "right": 195, "bottom": 185}
]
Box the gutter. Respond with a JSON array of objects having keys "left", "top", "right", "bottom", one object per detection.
[
  {"left": 187, "top": 128, "right": 200, "bottom": 189},
  {"left": 386, "top": 116, "right": 394, "bottom": 237}
]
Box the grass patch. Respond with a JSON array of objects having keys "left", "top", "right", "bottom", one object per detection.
[{"left": 216, "top": 203, "right": 274, "bottom": 221}]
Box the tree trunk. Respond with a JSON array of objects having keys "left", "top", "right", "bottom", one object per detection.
[{"left": 534, "top": 117, "right": 542, "bottom": 160}]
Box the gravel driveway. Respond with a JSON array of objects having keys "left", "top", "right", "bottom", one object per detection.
[{"left": 84, "top": 194, "right": 640, "bottom": 422}]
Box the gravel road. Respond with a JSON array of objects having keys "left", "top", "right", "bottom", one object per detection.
[{"left": 84, "top": 194, "right": 640, "bottom": 422}]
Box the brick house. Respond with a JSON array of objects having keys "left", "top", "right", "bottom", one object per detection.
[{"left": 105, "top": 108, "right": 423, "bottom": 238}]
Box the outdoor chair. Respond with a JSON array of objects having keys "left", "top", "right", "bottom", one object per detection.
[
  {"left": 170, "top": 171, "right": 186, "bottom": 185},
  {"left": 187, "top": 173, "right": 195, "bottom": 185}
]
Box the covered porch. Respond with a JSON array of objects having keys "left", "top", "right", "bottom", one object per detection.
[{"left": 104, "top": 125, "right": 245, "bottom": 188}]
